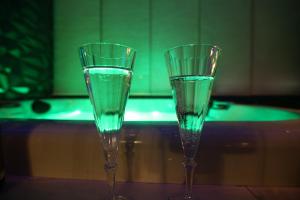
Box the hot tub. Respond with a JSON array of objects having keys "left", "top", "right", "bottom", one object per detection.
[
  {"left": 0, "top": 98, "right": 300, "bottom": 186},
  {"left": 0, "top": 98, "right": 299, "bottom": 122}
]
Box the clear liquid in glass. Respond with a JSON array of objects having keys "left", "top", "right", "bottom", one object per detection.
[
  {"left": 170, "top": 75, "right": 214, "bottom": 158},
  {"left": 84, "top": 66, "right": 132, "bottom": 133}
]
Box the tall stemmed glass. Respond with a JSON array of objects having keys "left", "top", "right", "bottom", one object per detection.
[
  {"left": 165, "top": 44, "right": 221, "bottom": 200},
  {"left": 79, "top": 43, "right": 136, "bottom": 200}
]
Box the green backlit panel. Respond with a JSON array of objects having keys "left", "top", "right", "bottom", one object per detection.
[
  {"left": 54, "top": 0, "right": 151, "bottom": 96},
  {"left": 0, "top": 99, "right": 299, "bottom": 122},
  {"left": 53, "top": 0, "right": 254, "bottom": 96},
  {"left": 101, "top": 0, "right": 151, "bottom": 95},
  {"left": 200, "top": 0, "right": 252, "bottom": 95},
  {"left": 53, "top": 0, "right": 300, "bottom": 96},
  {"left": 54, "top": 0, "right": 100, "bottom": 95},
  {"left": 253, "top": 1, "right": 300, "bottom": 95},
  {"left": 151, "top": 0, "right": 200, "bottom": 95}
]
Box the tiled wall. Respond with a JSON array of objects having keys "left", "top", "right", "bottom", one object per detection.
[{"left": 54, "top": 0, "right": 300, "bottom": 96}]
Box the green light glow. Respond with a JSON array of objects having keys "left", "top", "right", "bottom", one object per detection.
[
  {"left": 0, "top": 99, "right": 299, "bottom": 122},
  {"left": 11, "top": 86, "right": 30, "bottom": 94}
]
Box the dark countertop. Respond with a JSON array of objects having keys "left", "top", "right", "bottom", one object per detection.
[{"left": 1, "top": 176, "right": 300, "bottom": 200}]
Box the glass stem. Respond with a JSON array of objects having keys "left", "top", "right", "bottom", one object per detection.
[
  {"left": 183, "top": 158, "right": 197, "bottom": 199},
  {"left": 179, "top": 129, "right": 201, "bottom": 199},
  {"left": 100, "top": 132, "right": 120, "bottom": 200},
  {"left": 105, "top": 162, "right": 117, "bottom": 200}
]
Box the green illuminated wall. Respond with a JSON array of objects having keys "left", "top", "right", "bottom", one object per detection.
[{"left": 54, "top": 0, "right": 300, "bottom": 96}]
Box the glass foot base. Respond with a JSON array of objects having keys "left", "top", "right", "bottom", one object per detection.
[
  {"left": 113, "top": 195, "right": 127, "bottom": 200},
  {"left": 168, "top": 194, "right": 194, "bottom": 200}
]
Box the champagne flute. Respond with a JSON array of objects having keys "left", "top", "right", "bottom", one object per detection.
[
  {"left": 79, "top": 43, "right": 136, "bottom": 200},
  {"left": 165, "top": 44, "right": 221, "bottom": 200}
]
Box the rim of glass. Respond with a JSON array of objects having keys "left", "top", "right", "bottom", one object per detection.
[
  {"left": 165, "top": 43, "right": 221, "bottom": 54},
  {"left": 79, "top": 42, "right": 136, "bottom": 52}
]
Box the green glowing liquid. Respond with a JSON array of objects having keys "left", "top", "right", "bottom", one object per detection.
[
  {"left": 171, "top": 75, "right": 214, "bottom": 132},
  {"left": 171, "top": 75, "right": 214, "bottom": 158},
  {"left": 84, "top": 66, "right": 132, "bottom": 133}
]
